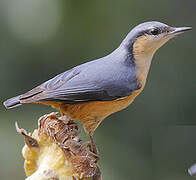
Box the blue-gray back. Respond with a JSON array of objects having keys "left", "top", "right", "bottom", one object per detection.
[{"left": 19, "top": 46, "right": 140, "bottom": 103}]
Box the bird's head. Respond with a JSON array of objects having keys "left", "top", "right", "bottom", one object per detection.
[
  {"left": 122, "top": 21, "right": 192, "bottom": 60},
  {"left": 119, "top": 21, "right": 192, "bottom": 84}
]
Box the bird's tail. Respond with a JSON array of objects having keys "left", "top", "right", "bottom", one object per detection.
[{"left": 3, "top": 95, "right": 22, "bottom": 109}]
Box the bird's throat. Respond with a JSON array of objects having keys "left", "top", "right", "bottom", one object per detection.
[{"left": 134, "top": 52, "right": 154, "bottom": 86}]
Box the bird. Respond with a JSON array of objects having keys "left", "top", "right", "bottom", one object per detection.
[{"left": 3, "top": 21, "right": 191, "bottom": 154}]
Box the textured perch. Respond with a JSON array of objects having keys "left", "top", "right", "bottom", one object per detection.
[{"left": 16, "top": 112, "right": 102, "bottom": 180}]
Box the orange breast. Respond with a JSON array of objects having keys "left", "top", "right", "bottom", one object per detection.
[
  {"left": 39, "top": 88, "right": 142, "bottom": 134},
  {"left": 43, "top": 88, "right": 141, "bottom": 121}
]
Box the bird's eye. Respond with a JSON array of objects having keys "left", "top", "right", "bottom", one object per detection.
[{"left": 150, "top": 28, "right": 160, "bottom": 35}]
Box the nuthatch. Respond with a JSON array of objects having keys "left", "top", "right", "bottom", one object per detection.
[{"left": 3, "top": 21, "right": 192, "bottom": 154}]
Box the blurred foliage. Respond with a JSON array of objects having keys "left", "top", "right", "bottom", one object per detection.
[{"left": 0, "top": 0, "right": 195, "bottom": 179}]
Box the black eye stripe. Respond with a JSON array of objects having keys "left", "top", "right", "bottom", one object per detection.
[
  {"left": 150, "top": 28, "right": 160, "bottom": 35},
  {"left": 135, "top": 26, "right": 172, "bottom": 39}
]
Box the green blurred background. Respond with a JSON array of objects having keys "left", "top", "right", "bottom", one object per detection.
[{"left": 0, "top": 0, "right": 195, "bottom": 179}]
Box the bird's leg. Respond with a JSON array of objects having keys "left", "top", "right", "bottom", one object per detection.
[
  {"left": 60, "top": 111, "right": 65, "bottom": 116},
  {"left": 89, "top": 134, "right": 99, "bottom": 155}
]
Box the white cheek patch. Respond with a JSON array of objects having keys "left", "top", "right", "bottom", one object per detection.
[
  {"left": 133, "top": 32, "right": 174, "bottom": 59},
  {"left": 147, "top": 33, "right": 173, "bottom": 51}
]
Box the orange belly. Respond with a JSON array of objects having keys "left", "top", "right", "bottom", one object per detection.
[{"left": 39, "top": 89, "right": 142, "bottom": 135}]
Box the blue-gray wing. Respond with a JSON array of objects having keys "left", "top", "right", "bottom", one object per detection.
[{"left": 20, "top": 60, "right": 140, "bottom": 104}]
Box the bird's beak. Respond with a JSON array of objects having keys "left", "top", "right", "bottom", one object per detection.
[{"left": 170, "top": 27, "right": 192, "bottom": 35}]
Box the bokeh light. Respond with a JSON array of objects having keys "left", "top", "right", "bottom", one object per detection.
[{"left": 3, "top": 0, "right": 62, "bottom": 44}]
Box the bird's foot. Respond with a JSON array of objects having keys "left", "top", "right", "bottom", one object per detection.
[{"left": 89, "top": 134, "right": 99, "bottom": 156}]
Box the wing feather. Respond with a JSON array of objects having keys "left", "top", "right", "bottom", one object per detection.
[{"left": 20, "top": 60, "right": 140, "bottom": 104}]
